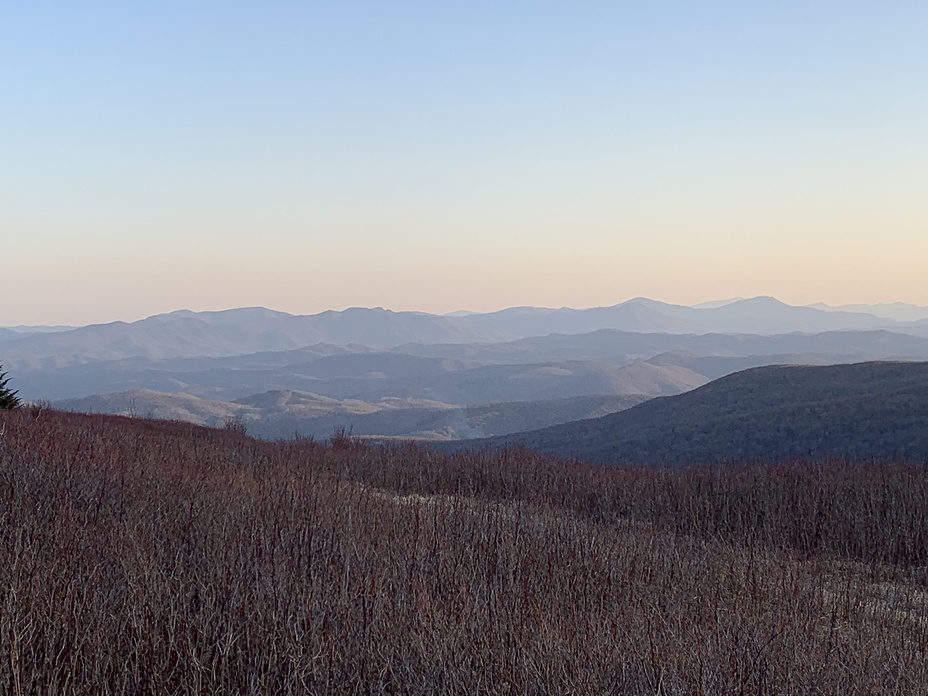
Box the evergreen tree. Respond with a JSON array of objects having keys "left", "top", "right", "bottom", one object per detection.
[{"left": 0, "top": 364, "right": 21, "bottom": 409}]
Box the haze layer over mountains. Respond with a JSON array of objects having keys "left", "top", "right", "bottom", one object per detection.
[{"left": 4, "top": 296, "right": 928, "bottom": 444}]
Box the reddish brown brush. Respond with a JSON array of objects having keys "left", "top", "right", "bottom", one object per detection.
[{"left": 1, "top": 408, "right": 927, "bottom": 694}]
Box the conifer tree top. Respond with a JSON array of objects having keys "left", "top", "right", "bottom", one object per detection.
[{"left": 0, "top": 363, "right": 21, "bottom": 410}]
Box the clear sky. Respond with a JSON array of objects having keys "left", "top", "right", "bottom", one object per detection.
[{"left": 2, "top": 2, "right": 927, "bottom": 325}]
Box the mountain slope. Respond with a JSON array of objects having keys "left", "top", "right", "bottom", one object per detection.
[
  {"left": 477, "top": 361, "right": 928, "bottom": 465},
  {"left": 57, "top": 389, "right": 651, "bottom": 441}
]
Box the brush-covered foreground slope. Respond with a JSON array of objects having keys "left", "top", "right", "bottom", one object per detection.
[
  {"left": 2, "top": 408, "right": 928, "bottom": 692},
  {"left": 483, "top": 361, "right": 928, "bottom": 465}
]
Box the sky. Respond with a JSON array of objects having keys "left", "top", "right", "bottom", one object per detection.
[{"left": 2, "top": 2, "right": 927, "bottom": 325}]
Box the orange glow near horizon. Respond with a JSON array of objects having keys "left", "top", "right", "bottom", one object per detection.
[{"left": 3, "top": 4, "right": 927, "bottom": 326}]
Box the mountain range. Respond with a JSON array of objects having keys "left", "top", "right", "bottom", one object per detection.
[
  {"left": 4, "top": 296, "right": 928, "bottom": 366},
  {"left": 809, "top": 302, "right": 928, "bottom": 323},
  {"left": 5, "top": 296, "right": 928, "bottom": 445}
]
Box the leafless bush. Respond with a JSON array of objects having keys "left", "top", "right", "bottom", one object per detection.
[
  {"left": 290, "top": 430, "right": 315, "bottom": 445},
  {"left": 1, "top": 408, "right": 927, "bottom": 694},
  {"left": 329, "top": 424, "right": 356, "bottom": 450},
  {"left": 27, "top": 399, "right": 52, "bottom": 420},
  {"left": 223, "top": 415, "right": 248, "bottom": 435}
]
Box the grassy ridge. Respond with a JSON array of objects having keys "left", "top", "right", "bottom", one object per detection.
[{"left": 1, "top": 408, "right": 927, "bottom": 693}]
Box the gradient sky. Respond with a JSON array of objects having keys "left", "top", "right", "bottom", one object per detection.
[{"left": 3, "top": 2, "right": 927, "bottom": 325}]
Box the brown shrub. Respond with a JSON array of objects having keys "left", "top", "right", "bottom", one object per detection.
[{"left": 1, "top": 409, "right": 927, "bottom": 693}]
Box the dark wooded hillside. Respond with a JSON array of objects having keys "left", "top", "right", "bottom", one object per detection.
[{"left": 478, "top": 361, "right": 928, "bottom": 465}]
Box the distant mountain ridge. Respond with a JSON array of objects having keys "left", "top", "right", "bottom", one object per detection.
[
  {"left": 4, "top": 296, "right": 928, "bottom": 365},
  {"left": 457, "top": 296, "right": 906, "bottom": 337},
  {"left": 8, "top": 297, "right": 928, "bottom": 445},
  {"left": 11, "top": 324, "right": 928, "bottom": 404},
  {"left": 809, "top": 302, "right": 928, "bottom": 323},
  {"left": 0, "top": 307, "right": 508, "bottom": 362},
  {"left": 471, "top": 361, "right": 928, "bottom": 465},
  {"left": 397, "top": 328, "right": 928, "bottom": 365}
]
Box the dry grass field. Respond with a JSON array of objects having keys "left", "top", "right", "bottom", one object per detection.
[{"left": 2, "top": 407, "right": 927, "bottom": 693}]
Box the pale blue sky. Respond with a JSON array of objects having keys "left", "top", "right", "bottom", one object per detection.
[{"left": 2, "top": 2, "right": 927, "bottom": 324}]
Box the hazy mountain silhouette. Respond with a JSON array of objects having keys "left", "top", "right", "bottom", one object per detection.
[
  {"left": 810, "top": 302, "right": 928, "bottom": 323},
  {"left": 475, "top": 362, "right": 928, "bottom": 465},
  {"left": 458, "top": 296, "right": 897, "bottom": 336},
  {"left": 0, "top": 328, "right": 18, "bottom": 343},
  {"left": 3, "top": 297, "right": 921, "bottom": 365},
  {"left": 8, "top": 298, "right": 928, "bottom": 417},
  {"left": 643, "top": 352, "right": 851, "bottom": 381},
  {"left": 396, "top": 328, "right": 928, "bottom": 365},
  {"left": 241, "top": 392, "right": 652, "bottom": 441},
  {"left": 234, "top": 359, "right": 706, "bottom": 405},
  {"left": 691, "top": 298, "right": 745, "bottom": 309},
  {"left": 12, "top": 325, "right": 928, "bottom": 404},
  {"left": 57, "top": 389, "right": 651, "bottom": 441},
  {"left": 457, "top": 296, "right": 897, "bottom": 337},
  {"left": 20, "top": 347, "right": 706, "bottom": 402},
  {"left": 297, "top": 352, "right": 476, "bottom": 379},
  {"left": 0, "top": 325, "right": 74, "bottom": 340},
  {"left": 458, "top": 300, "right": 707, "bottom": 336},
  {"left": 645, "top": 296, "right": 895, "bottom": 334},
  {"left": 0, "top": 307, "right": 509, "bottom": 363}
]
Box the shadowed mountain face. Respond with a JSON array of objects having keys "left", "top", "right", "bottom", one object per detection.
[{"left": 470, "top": 362, "right": 928, "bottom": 465}]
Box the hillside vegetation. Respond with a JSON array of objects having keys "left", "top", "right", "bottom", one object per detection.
[
  {"left": 484, "top": 361, "right": 928, "bottom": 465},
  {"left": 2, "top": 408, "right": 928, "bottom": 693}
]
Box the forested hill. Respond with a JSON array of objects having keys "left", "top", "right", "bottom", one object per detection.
[{"left": 474, "top": 361, "right": 928, "bottom": 465}]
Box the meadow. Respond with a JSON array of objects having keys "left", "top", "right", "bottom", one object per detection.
[{"left": 2, "top": 407, "right": 927, "bottom": 694}]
